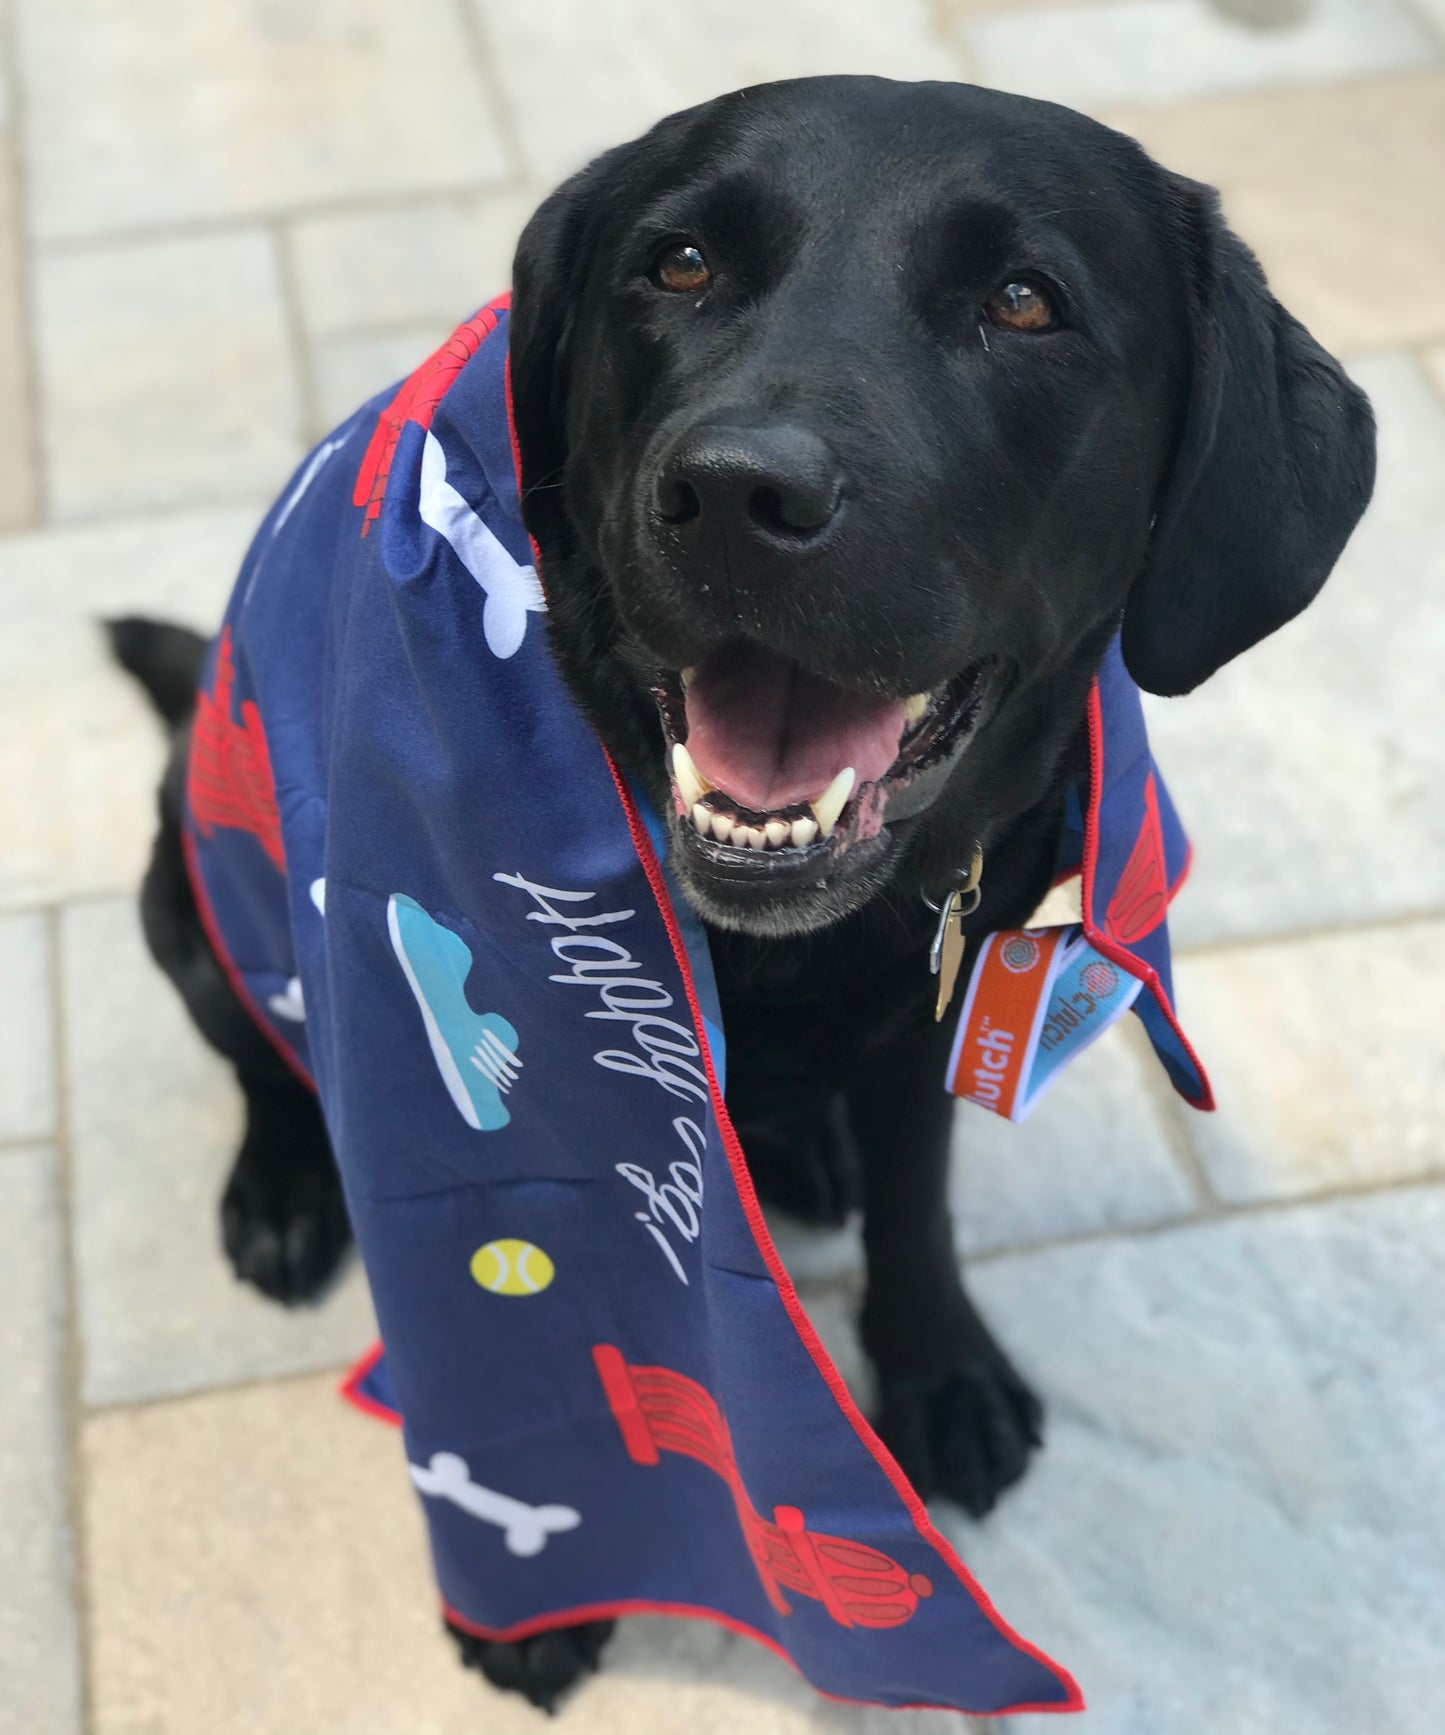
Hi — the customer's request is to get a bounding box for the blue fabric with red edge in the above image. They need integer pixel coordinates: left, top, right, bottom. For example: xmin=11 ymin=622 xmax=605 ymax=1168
xmin=1060 ymin=640 xmax=1211 ymax=1109
xmin=180 ymin=298 xmax=1201 ymax=1717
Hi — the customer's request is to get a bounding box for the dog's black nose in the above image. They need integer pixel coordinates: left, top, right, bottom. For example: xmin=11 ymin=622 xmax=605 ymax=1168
xmin=654 ymin=423 xmax=842 ymax=542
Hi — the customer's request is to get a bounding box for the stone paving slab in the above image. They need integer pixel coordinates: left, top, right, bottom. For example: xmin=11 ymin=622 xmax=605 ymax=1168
xmin=953 ymin=1017 xmax=1197 ymax=1258
xmin=17 ymin=0 xmax=510 ymax=244
xmin=288 ymin=190 xmax=538 ymax=342
xmin=308 ymin=324 xmax=454 ymax=438
xmin=0 ymin=912 xmax=55 ymax=1145
xmin=1109 ymin=72 xmax=1445 ymax=357
xmin=0 ymin=504 xmax=258 ymax=911
xmin=0 ymin=138 xmax=38 ymax=531
xmin=466 ymin=0 xmax=959 ymax=185
xmin=82 ymin=1345 xmax=979 ymax=1734
xmin=1172 ymin=920 xmax=1445 ymax=1204
xmin=760 ymin=1017 xmax=1198 ymax=1286
xmin=0 ymin=1147 xmax=82 ymax=1735
xmin=956 ymin=1185 xmax=1445 ymax=1735
xmin=962 ymin=0 xmax=1437 ymax=115
xmin=1145 ymin=353 xmax=1445 ymax=948
xmin=1407 ymin=0 xmax=1445 ymax=36
xmin=35 ymin=229 xmax=302 ymax=521
xmin=62 ymin=898 xmax=376 ymax=1409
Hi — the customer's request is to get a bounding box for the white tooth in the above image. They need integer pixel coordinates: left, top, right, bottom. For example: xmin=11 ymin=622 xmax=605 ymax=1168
xmin=790 ymin=815 xmax=819 ymax=849
xmin=681 ymin=666 xmax=697 ymax=689
xmin=671 ymin=741 xmax=705 ymax=808
xmin=810 ymin=767 xmax=856 ymax=840
xmin=745 ymin=825 xmax=767 ymax=849
xmin=764 ymin=819 xmax=790 ymax=849
xmin=711 ymin=811 xmax=734 ymax=842
xmin=692 ymin=804 xmax=711 ymax=835
xmin=904 ymin=691 xmax=931 ymax=724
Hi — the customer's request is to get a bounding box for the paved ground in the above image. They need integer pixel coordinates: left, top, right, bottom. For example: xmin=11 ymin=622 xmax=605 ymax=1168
xmin=1 ymin=2 xmax=1443 ymax=1732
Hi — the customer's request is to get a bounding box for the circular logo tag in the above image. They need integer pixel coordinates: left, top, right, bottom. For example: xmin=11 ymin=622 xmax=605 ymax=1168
xmin=1082 ymin=960 xmax=1121 ymax=998
xmin=999 ymin=934 xmax=1042 ymax=974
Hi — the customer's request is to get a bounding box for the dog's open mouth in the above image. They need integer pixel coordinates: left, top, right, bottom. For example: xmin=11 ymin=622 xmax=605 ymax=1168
xmin=652 ymin=643 xmax=989 ymax=872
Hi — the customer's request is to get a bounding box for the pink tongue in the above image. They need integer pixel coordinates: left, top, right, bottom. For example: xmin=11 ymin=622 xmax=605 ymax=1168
xmin=683 ymin=646 xmax=908 ymax=811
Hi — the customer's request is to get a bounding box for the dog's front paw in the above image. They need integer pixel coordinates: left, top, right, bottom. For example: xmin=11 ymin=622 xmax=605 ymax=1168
xmin=447 ymin=1617 xmax=615 ymax=1714
xmin=876 ymin=1358 xmax=1043 ymax=1519
xmin=220 ymin=1143 xmax=351 ymax=1306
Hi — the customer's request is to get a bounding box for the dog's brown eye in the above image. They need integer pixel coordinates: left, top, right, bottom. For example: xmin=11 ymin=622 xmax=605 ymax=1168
xmin=985 ymin=280 xmax=1057 ymax=333
xmin=652 ymin=243 xmax=711 ymax=294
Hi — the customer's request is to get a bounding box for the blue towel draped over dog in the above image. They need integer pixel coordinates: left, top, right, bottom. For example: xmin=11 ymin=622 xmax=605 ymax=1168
xmin=182 ymin=297 xmax=1207 ymax=1717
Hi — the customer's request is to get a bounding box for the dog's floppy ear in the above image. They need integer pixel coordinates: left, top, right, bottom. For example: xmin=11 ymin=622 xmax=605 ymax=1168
xmin=508 ymin=145 xmax=637 ymax=541
xmin=1121 ymin=178 xmax=1376 ymax=697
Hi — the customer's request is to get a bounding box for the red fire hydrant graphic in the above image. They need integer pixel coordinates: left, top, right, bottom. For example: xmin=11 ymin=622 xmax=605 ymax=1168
xmin=351 ymin=301 xmax=505 ymax=537
xmin=592 ymin=1344 xmax=933 ymax=1630
xmin=187 ymin=626 xmax=285 ymax=871
xmin=1104 ymin=771 xmax=1168 ymax=945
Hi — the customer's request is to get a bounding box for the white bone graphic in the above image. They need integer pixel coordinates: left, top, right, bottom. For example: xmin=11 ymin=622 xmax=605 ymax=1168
xmin=408 ymin=1451 xmax=580 ymax=1557
xmin=418 ymin=430 xmax=546 ymax=658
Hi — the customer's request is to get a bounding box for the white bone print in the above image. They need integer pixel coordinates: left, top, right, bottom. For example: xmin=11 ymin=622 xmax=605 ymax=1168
xmin=418 ymin=431 xmax=546 ymax=658
xmin=408 ymin=1451 xmax=580 ymax=1556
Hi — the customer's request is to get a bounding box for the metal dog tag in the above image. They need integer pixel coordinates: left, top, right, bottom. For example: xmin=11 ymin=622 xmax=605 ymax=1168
xmin=931 ymin=894 xmax=967 ymax=1022
xmin=929 ymin=846 xmax=984 ymax=1022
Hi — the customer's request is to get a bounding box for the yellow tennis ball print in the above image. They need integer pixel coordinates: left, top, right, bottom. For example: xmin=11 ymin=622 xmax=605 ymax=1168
xmin=470 ymin=1238 xmax=555 ymax=1296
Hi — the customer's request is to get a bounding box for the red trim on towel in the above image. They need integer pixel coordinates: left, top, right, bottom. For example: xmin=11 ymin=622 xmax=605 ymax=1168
xmin=352 ymin=291 xmax=512 ymax=535
xmin=339 ymin=1341 xmax=400 ymax=1426
xmin=366 ymin=307 xmax=1085 ymax=1719
xmin=1080 ymin=680 xmax=1213 ymax=1111
xmin=443 ymin=1592 xmax=1079 ymax=1718
xmin=601 ymin=757 xmax=1083 ymax=1715
xmin=181 ymin=822 xmax=315 ymax=1091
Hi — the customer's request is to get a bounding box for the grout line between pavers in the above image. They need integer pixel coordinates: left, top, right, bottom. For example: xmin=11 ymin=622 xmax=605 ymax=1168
xmin=966 ymin=1167 xmax=1445 ymax=1267
xmin=308 ymin=311 xmax=466 ymax=350
xmin=1341 ymin=335 xmax=1445 ymax=368
xmin=44 ymin=904 xmax=96 ymax=1735
xmin=20 ymin=488 xmax=272 ymax=538
xmin=270 ymin=219 xmax=324 ymax=450
xmin=30 ymin=175 xmax=529 ymax=256
xmin=1413 ymin=342 xmax=1445 ymax=411
xmin=1123 ymin=1019 xmax=1222 ymax=1217
xmin=0 ymin=1129 xmax=60 ymax=1154
xmin=3 ymin=0 xmax=48 ymax=529
xmin=922 ymin=0 xmax=981 ymax=81
xmin=1395 ymin=0 xmax=1445 ymax=53
xmin=1173 ymin=903 xmax=1445 ymax=959
xmin=83 ymin=1353 xmax=365 ymax=1423
xmin=1 ymin=893 xmax=137 ymax=924
xmin=450 ymin=0 xmax=532 ymax=185
xmin=1095 ymin=62 xmax=1445 ymax=122
xmin=1158 ymin=1111 xmax=1221 ymax=1216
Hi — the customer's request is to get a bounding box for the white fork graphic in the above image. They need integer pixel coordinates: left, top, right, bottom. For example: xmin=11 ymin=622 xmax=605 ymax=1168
xmin=409 ymin=1451 xmax=580 ymax=1556
xmin=470 ymin=1027 xmax=521 ymax=1093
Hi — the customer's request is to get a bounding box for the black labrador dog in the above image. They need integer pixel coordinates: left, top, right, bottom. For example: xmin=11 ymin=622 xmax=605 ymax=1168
xmin=113 ymin=76 xmax=1373 ymax=1711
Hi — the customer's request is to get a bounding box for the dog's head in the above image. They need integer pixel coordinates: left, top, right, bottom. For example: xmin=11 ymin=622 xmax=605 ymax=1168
xmin=509 ymin=77 xmax=1373 ymax=937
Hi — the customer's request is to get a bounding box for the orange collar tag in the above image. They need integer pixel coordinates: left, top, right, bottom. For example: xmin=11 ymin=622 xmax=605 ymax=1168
xmin=945 ymin=924 xmax=1142 ymax=1122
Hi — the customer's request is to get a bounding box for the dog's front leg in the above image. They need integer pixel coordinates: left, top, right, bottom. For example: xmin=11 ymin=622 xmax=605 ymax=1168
xmin=848 ymin=1023 xmax=1043 ymax=1518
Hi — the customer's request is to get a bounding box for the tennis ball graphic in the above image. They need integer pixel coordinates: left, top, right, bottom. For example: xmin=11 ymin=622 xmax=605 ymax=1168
xmin=470 ymin=1238 xmax=555 ymax=1296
